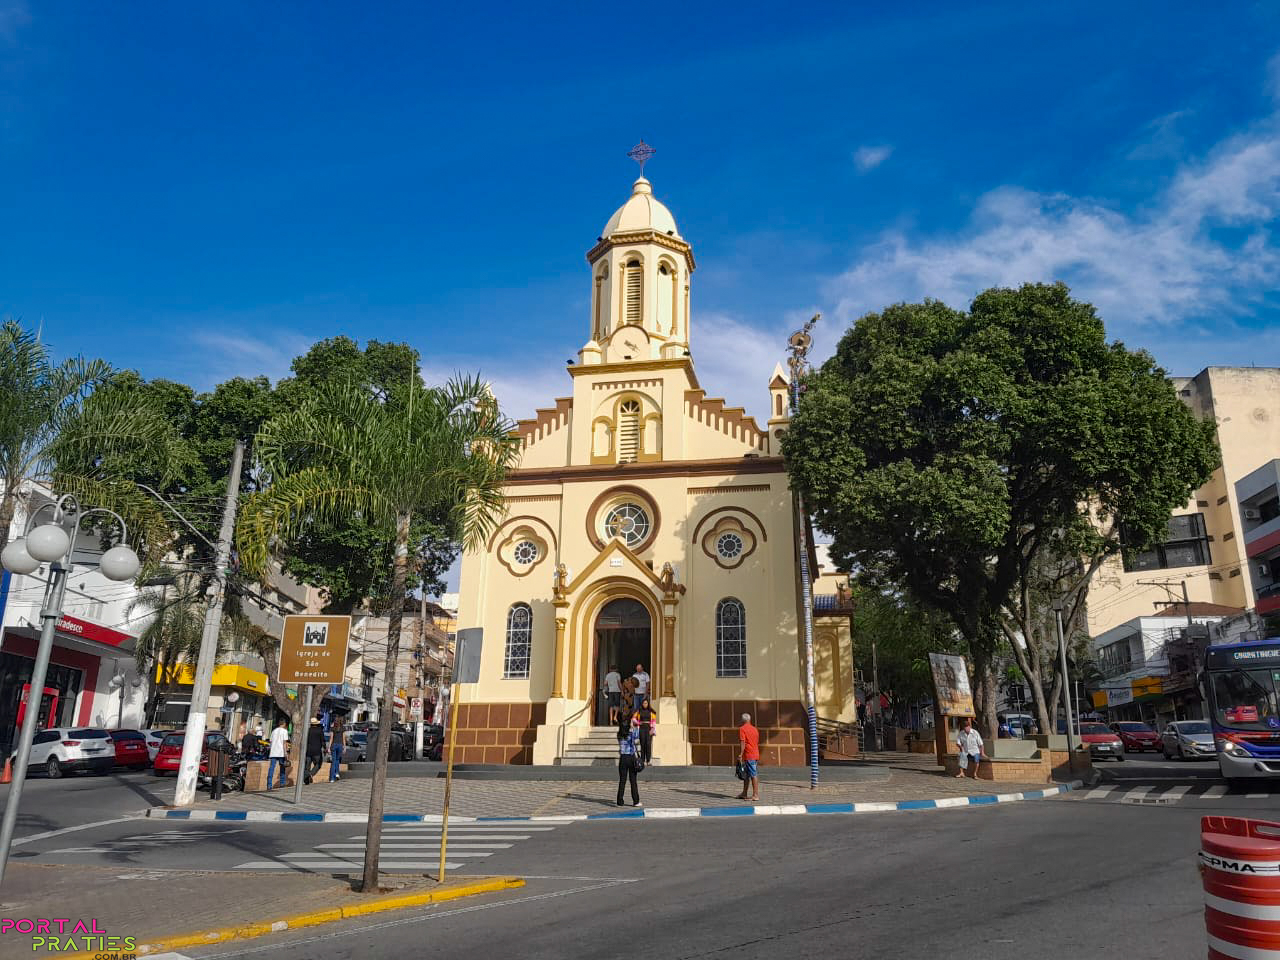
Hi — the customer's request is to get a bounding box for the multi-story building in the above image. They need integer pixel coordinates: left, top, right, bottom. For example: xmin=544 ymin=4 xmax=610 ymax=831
xmin=1088 ymin=366 xmax=1280 ymax=722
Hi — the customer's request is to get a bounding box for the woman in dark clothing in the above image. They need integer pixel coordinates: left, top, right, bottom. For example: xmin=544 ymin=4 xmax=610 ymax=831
xmin=616 ymin=709 xmax=642 ymax=807
xmin=632 ymin=698 xmax=656 ymax=764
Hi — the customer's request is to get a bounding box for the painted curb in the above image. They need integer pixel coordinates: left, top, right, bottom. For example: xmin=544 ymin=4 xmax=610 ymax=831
xmin=55 ymin=876 xmax=524 ymax=960
xmin=146 ymin=781 xmax=1080 ymax=823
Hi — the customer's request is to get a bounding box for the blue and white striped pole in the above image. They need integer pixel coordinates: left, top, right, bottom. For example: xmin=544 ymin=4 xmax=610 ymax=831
xmin=787 ymin=316 xmax=821 ymax=790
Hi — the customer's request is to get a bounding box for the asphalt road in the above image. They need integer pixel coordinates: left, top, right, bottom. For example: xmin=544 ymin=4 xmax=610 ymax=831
xmin=6 ymin=752 xmax=1279 ymax=959
xmin=122 ymin=793 xmax=1270 ymax=960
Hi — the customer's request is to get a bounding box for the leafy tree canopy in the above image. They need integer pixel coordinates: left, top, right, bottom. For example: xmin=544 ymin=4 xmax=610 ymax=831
xmin=785 ymin=283 xmax=1219 ymax=733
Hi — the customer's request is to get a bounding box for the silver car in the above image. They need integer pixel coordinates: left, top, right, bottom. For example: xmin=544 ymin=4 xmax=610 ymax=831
xmin=1162 ymin=720 xmax=1216 ymax=760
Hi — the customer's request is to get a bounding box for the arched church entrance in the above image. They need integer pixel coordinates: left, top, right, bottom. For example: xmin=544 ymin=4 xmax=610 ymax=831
xmin=593 ymin=597 xmax=651 ymax=726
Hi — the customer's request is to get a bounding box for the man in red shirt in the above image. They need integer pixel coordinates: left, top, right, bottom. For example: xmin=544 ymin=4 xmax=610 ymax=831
xmin=737 ymin=712 xmax=760 ymax=801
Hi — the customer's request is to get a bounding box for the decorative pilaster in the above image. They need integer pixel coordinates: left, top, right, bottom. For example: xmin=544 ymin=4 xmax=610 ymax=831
xmin=551 ymin=615 xmax=567 ymax=698
xmin=663 ymin=615 xmax=676 ymax=698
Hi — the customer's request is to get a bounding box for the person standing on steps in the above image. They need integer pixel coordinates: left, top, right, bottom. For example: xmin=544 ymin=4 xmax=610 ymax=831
xmin=616 ymin=709 xmax=642 ymax=807
xmin=737 ymin=712 xmax=760 ymax=802
xmin=632 ymin=663 xmax=650 ymax=713
xmin=267 ymin=717 xmax=290 ymax=790
xmin=603 ymin=663 xmax=622 ymax=725
xmin=328 ymin=715 xmax=345 ymax=782
xmin=632 ymin=697 xmax=657 ymax=765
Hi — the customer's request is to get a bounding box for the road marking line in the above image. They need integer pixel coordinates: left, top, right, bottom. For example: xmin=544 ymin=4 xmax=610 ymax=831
xmin=11 ymin=815 xmax=140 ymax=847
xmin=282 ymin=850 xmax=494 ymax=859
xmin=1082 ymin=786 xmax=1115 ymax=799
xmin=234 ymin=860 xmax=467 ymax=870
xmin=317 ymin=843 xmax=513 ymax=850
xmin=345 ymin=834 xmax=532 ymax=841
xmin=197 ymin=879 xmax=635 ymax=957
xmin=1120 ymin=787 xmax=1153 ymax=801
xmin=1162 ymin=786 xmax=1193 ymax=801
xmin=1247 ymin=794 xmax=1269 ymax=799
xmin=1203 ymin=785 xmax=1228 ymax=798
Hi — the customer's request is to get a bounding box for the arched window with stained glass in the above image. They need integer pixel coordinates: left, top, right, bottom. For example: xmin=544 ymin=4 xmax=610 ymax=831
xmin=715 ymin=598 xmax=746 ymax=678
xmin=504 ymin=603 xmax=532 ymax=679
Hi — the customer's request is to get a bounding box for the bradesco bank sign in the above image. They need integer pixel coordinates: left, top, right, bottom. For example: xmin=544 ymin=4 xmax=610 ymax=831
xmin=278 ymin=615 xmax=352 ymax=685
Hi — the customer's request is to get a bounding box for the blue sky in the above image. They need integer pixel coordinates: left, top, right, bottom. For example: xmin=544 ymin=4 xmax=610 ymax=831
xmin=3 ymin=2 xmax=1280 ymax=425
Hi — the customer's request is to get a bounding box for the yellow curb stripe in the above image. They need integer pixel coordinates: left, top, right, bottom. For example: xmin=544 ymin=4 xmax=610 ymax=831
xmin=55 ymin=876 xmax=523 ymax=960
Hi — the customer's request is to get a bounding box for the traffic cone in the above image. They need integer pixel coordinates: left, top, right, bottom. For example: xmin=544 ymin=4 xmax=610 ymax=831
xmin=1 ymin=756 xmax=12 ymax=784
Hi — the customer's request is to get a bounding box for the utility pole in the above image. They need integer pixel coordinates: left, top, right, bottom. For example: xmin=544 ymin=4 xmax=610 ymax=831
xmin=174 ymin=440 xmax=244 ymax=807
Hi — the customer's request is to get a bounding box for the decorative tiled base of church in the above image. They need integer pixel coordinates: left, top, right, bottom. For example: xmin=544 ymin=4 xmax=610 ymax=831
xmin=686 ymin=699 xmax=808 ymax=766
xmin=453 ymin=702 xmax=547 ymax=764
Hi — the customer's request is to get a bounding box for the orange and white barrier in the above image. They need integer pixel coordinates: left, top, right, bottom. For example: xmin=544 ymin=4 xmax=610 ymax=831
xmin=1201 ymin=815 xmax=1280 ymax=958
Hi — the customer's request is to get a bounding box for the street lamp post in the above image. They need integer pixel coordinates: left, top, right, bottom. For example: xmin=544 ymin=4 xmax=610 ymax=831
xmin=1053 ymin=599 xmax=1077 ymax=772
xmin=0 ymin=494 xmax=141 ymax=884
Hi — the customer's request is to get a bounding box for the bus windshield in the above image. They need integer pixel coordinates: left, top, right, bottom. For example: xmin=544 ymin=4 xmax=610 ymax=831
xmin=1210 ymin=666 xmax=1280 ymax=731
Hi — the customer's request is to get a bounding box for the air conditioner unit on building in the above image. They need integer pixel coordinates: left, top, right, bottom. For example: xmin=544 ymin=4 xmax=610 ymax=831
xmin=1244 ymin=508 xmax=1262 ymax=521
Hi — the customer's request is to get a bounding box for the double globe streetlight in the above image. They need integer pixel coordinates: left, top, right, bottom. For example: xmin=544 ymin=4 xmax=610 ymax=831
xmin=0 ymin=494 xmax=141 ymax=884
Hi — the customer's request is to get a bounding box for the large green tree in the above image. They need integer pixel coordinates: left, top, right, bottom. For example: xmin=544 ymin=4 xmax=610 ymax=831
xmin=273 ymin=336 xmax=459 ymax=610
xmin=236 ymin=374 xmax=518 ymax=891
xmin=784 ymin=283 xmax=1219 ymax=737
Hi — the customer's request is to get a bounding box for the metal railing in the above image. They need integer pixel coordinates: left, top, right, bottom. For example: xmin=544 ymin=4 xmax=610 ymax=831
xmin=556 ymin=692 xmax=596 ymax=763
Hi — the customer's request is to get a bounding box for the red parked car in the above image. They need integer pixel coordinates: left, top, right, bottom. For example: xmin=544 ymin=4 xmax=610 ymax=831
xmin=109 ymin=729 xmax=151 ymax=770
xmin=1110 ymin=721 xmax=1161 ymax=753
xmin=1078 ymin=722 xmax=1125 ymax=761
xmin=152 ymin=730 xmax=232 ymax=776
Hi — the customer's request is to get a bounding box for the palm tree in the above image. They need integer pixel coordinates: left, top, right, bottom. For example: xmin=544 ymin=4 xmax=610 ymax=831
xmin=0 ymin=318 xmax=176 ymax=544
xmin=236 ymin=375 xmax=518 ymax=891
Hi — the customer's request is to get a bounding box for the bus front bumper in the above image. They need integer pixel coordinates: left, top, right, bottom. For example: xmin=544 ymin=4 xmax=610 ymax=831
xmin=1218 ymin=750 xmax=1280 ymax=778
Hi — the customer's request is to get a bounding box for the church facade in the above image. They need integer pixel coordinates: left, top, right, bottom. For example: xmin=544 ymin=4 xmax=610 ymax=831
xmin=453 ymin=173 xmax=854 ymax=766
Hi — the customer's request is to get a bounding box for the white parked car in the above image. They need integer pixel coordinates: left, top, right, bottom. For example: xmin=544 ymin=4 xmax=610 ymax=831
xmin=21 ymin=728 xmax=115 ymax=778
xmin=140 ymin=729 xmax=170 ymax=762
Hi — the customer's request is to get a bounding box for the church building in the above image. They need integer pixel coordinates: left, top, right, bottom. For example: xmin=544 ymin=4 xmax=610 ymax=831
xmin=453 ymin=168 xmax=855 ymax=766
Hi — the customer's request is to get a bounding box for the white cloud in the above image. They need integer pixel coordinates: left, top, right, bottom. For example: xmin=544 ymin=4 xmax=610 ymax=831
xmin=827 ymin=86 xmax=1280 ymax=372
xmin=187 ymin=328 xmax=312 ymax=387
xmin=853 ymin=145 xmax=893 ymax=173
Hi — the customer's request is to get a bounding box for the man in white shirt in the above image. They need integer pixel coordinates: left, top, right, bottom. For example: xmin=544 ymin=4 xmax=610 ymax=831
xmin=632 ymin=664 xmax=650 ymax=713
xmin=603 ymin=664 xmax=622 ymax=724
xmin=268 ymin=719 xmax=291 ymax=789
xmin=954 ymin=716 xmax=984 ymax=779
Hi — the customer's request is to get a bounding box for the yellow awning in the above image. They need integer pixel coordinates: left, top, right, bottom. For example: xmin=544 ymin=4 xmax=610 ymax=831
xmin=156 ymin=663 xmax=270 ymax=694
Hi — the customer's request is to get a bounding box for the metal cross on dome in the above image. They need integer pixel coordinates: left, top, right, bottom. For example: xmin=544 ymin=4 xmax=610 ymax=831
xmin=627 ymin=140 xmax=656 ymax=175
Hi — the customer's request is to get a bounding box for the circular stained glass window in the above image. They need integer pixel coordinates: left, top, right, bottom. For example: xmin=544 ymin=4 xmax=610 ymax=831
xmin=604 ymin=503 xmax=650 ymax=548
xmin=513 ymin=540 xmax=539 ymax=565
xmin=716 ymin=532 xmax=744 ymax=560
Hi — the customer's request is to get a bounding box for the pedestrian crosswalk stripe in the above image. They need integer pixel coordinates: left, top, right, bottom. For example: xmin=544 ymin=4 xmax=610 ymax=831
xmin=233 ymin=821 xmax=565 ymax=872
xmin=1075 ymin=782 xmax=1277 ymax=805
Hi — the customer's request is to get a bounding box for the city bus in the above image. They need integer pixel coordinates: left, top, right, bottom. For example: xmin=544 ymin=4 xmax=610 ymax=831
xmin=1203 ymin=638 xmax=1280 ymax=783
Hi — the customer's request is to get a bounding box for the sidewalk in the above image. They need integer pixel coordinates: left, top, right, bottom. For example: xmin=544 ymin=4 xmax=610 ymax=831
xmin=1 ymin=862 xmax=516 ymax=953
xmin=150 ymin=755 xmax=1065 ymax=819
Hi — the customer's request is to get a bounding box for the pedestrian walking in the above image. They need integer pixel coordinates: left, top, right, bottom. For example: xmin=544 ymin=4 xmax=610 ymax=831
xmin=305 ymin=716 xmax=325 ymax=784
xmin=603 ymin=663 xmax=622 ymax=725
xmin=631 ymin=663 xmax=650 ymax=712
xmin=267 ymin=718 xmax=290 ymax=789
xmin=632 ymin=697 xmax=656 ymax=764
xmin=954 ymin=716 xmax=984 ymax=778
xmin=737 ymin=712 xmax=760 ymax=802
xmin=616 ymin=710 xmax=642 ymax=807
xmin=328 ymin=715 xmax=345 ymax=782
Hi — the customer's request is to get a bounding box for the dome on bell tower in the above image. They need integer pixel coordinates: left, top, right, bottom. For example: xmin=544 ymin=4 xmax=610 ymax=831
xmin=601 ymin=178 xmax=682 ymax=239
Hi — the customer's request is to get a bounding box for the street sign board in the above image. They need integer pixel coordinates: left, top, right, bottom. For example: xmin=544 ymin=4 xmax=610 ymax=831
xmin=278 ymin=615 xmax=351 ymax=685
xmin=409 ymin=697 xmax=423 ymax=721
xmin=928 ymin=653 xmax=975 ymax=717
xmin=455 ymin=628 xmax=483 ymax=684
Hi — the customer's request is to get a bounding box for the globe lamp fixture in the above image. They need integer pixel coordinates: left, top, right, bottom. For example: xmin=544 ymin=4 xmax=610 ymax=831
xmin=25 ymin=524 xmax=71 ymax=564
xmin=0 ymin=539 xmax=40 ymax=575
